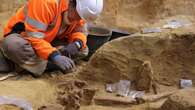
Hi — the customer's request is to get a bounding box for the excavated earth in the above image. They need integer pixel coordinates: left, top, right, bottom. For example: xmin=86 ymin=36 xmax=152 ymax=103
xmin=1 ymin=0 xmax=195 ymax=110
xmin=79 ymin=29 xmax=195 ymax=86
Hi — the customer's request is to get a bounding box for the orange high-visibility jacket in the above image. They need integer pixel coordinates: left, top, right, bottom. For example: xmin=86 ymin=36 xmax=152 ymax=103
xmin=3 ymin=0 xmax=87 ymax=60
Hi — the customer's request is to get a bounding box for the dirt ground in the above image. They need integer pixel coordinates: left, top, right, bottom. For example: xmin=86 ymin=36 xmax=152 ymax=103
xmin=95 ymin=0 xmax=195 ymax=32
xmin=0 ymin=79 xmax=57 ymax=109
xmin=1 ymin=0 xmax=195 ymax=110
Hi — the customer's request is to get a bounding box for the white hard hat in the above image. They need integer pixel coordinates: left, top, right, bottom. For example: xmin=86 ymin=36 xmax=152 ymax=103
xmin=76 ymin=0 xmax=103 ymax=22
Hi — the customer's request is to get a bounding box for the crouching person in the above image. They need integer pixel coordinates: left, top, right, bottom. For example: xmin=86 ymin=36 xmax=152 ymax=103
xmin=0 ymin=0 xmax=103 ymax=76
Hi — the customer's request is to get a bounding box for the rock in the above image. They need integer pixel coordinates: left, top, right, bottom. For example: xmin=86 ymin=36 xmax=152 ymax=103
xmin=160 ymin=89 xmax=195 ymax=110
xmin=64 ymin=92 xmax=81 ymax=110
xmin=135 ymin=61 xmax=158 ymax=93
xmin=57 ymin=80 xmax=83 ymax=110
xmin=57 ymin=80 xmax=96 ymax=110
xmin=81 ymin=88 xmax=96 ymax=105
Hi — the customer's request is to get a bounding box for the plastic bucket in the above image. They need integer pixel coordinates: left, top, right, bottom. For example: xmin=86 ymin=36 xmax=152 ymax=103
xmin=109 ymin=29 xmax=130 ymax=41
xmin=86 ymin=26 xmax=112 ymax=59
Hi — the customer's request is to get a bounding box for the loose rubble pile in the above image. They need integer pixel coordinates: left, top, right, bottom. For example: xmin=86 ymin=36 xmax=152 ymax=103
xmin=56 ymin=80 xmax=96 ymax=110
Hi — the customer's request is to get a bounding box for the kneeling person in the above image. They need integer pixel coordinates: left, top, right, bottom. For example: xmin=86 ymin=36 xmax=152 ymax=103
xmin=0 ymin=0 xmax=103 ymax=76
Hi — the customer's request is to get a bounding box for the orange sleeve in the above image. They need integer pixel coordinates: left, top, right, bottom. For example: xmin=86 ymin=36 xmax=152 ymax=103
xmin=3 ymin=7 xmax=25 ymax=36
xmin=4 ymin=0 xmax=58 ymax=60
xmin=23 ymin=0 xmax=58 ymax=60
xmin=26 ymin=0 xmax=57 ymax=28
xmin=68 ymin=32 xmax=87 ymax=48
xmin=68 ymin=20 xmax=87 ymax=49
xmin=24 ymin=36 xmax=57 ymax=60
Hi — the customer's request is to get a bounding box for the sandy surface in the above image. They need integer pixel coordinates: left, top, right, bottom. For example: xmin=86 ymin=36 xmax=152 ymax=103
xmin=0 ymin=79 xmax=57 ymax=109
xmin=0 ymin=0 xmax=195 ymax=110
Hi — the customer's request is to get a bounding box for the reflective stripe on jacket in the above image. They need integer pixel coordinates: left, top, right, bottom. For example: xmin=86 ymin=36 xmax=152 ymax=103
xmin=4 ymin=0 xmax=87 ymax=60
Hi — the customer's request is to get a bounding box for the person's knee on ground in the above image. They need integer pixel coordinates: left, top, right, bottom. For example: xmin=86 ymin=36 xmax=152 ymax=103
xmin=2 ymin=34 xmax=36 ymax=64
xmin=1 ymin=34 xmax=47 ymax=76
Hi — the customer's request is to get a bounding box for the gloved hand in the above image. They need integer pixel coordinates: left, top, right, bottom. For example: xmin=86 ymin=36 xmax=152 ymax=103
xmin=60 ymin=41 xmax=82 ymax=57
xmin=50 ymin=53 xmax=75 ymax=71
